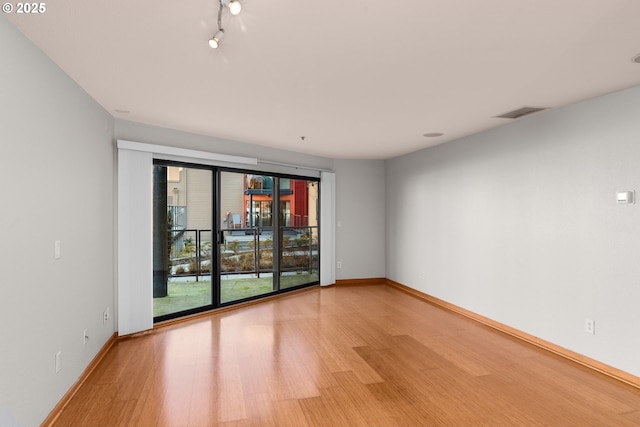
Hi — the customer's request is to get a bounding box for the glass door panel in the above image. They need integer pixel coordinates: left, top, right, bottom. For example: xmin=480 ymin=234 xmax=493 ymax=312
xmin=153 ymin=164 xmax=213 ymax=319
xmin=279 ymin=179 xmax=319 ymax=289
xmin=219 ymin=171 xmax=275 ymax=304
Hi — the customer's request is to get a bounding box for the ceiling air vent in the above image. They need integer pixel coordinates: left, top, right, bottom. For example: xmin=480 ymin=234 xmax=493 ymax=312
xmin=495 ymin=106 xmax=547 ymax=119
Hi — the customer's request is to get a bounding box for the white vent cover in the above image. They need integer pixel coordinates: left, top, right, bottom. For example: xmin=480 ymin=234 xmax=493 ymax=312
xmin=495 ymin=106 xmax=548 ymax=119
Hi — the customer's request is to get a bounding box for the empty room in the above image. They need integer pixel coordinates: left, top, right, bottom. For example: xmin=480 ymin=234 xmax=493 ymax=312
xmin=2 ymin=1 xmax=640 ymax=426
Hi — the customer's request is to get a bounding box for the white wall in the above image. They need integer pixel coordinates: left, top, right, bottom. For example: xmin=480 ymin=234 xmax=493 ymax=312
xmin=335 ymin=159 xmax=386 ymax=279
xmin=0 ymin=16 xmax=115 ymax=427
xmin=386 ymin=85 xmax=640 ymax=377
xmin=115 ymin=119 xmax=335 ymax=173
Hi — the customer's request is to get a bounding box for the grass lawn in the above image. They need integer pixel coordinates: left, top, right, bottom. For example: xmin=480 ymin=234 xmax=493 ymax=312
xmin=153 ymin=273 xmax=319 ymax=317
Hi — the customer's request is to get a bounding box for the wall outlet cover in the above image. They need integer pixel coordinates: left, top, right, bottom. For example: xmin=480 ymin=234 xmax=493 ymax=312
xmin=585 ymin=318 xmax=595 ymax=335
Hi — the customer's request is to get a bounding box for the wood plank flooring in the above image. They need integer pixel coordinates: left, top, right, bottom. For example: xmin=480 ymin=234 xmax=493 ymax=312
xmin=52 ymin=284 xmax=640 ymax=426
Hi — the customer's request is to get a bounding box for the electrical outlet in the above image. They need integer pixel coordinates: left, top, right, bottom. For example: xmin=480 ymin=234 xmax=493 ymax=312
xmin=585 ymin=318 xmax=595 ymax=335
xmin=83 ymin=329 xmax=89 ymax=344
xmin=55 ymin=351 xmax=62 ymax=373
xmin=103 ymin=310 xmax=108 ymax=324
xmin=337 ymin=261 xmax=342 ymax=269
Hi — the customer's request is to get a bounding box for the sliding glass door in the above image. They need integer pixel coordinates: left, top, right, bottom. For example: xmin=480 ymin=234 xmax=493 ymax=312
xmin=219 ymin=171 xmax=276 ymax=303
xmin=279 ymin=178 xmax=319 ymax=289
xmin=153 ymin=163 xmax=213 ymax=319
xmin=153 ymin=162 xmax=319 ymax=321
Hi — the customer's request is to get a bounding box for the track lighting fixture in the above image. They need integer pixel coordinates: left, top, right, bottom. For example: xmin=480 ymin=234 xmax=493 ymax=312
xmin=209 ymin=0 xmax=241 ymax=49
xmin=222 ymin=0 xmax=242 ymax=16
xmin=209 ymin=29 xmax=224 ymax=49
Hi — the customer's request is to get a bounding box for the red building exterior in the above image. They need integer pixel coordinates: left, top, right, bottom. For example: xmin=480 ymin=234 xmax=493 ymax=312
xmin=243 ymin=176 xmax=310 ymax=228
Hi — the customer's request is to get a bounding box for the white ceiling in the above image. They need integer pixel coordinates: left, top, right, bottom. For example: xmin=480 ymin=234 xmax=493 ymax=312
xmin=6 ymin=0 xmax=640 ymax=159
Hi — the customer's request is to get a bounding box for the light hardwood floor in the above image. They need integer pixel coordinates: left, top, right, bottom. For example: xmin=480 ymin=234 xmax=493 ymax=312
xmin=52 ymin=284 xmax=640 ymax=426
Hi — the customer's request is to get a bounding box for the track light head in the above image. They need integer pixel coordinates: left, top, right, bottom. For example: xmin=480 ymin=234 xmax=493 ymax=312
xmin=209 ymin=0 xmax=239 ymax=49
xmin=209 ymin=29 xmax=224 ymax=48
xmin=222 ymin=0 xmax=241 ymax=15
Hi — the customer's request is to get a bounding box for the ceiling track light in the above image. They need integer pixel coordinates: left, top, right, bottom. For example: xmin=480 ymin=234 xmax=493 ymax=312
xmin=209 ymin=0 xmax=240 ymax=49
xmin=209 ymin=29 xmax=224 ymax=49
xmin=222 ymin=0 xmax=242 ymax=16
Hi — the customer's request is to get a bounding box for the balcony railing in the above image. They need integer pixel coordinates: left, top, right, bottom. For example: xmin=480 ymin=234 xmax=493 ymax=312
xmin=168 ymin=205 xmax=187 ymax=230
xmin=168 ymin=226 xmax=318 ymax=280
